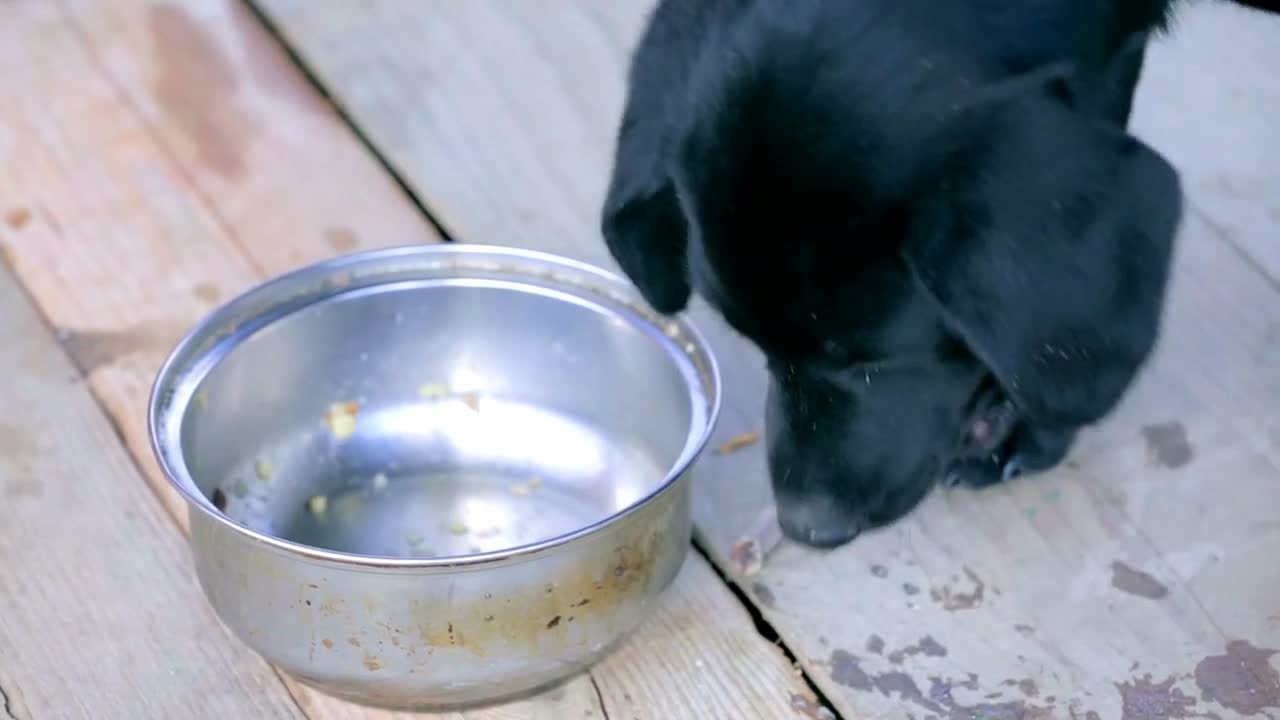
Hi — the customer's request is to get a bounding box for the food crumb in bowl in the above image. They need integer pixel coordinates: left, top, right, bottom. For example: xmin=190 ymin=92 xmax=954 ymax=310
xmin=308 ymin=495 xmax=329 ymax=516
xmin=325 ymin=401 xmax=360 ymax=440
xmin=509 ymin=482 xmax=531 ymax=497
xmin=372 ymin=472 xmax=389 ymax=491
xmin=528 ymin=476 xmax=544 ymax=489
xmin=448 ymin=520 xmax=469 ymax=535
xmin=255 ymin=457 xmax=274 ymax=482
xmin=419 ymin=382 xmax=450 ymax=399
xmin=194 ymin=390 xmax=208 ymax=409
xmin=333 ymin=494 xmax=362 ymax=524
xmin=718 ymin=431 xmax=761 ymax=455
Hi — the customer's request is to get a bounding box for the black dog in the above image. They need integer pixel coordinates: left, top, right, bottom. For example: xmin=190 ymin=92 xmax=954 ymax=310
xmin=598 ymin=0 xmax=1261 ymax=548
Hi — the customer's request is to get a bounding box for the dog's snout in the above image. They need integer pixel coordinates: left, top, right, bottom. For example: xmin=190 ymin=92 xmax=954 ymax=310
xmin=776 ymin=500 xmax=863 ymax=549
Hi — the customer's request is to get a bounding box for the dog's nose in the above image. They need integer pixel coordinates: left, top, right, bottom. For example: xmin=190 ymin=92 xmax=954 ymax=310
xmin=776 ymin=503 xmax=863 ymax=549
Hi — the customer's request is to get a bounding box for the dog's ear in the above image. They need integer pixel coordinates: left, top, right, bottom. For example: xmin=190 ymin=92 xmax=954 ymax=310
xmin=601 ymin=110 xmax=692 ymax=314
xmin=601 ymin=179 xmax=691 ymax=315
xmin=904 ymin=68 xmax=1183 ymax=429
xmin=599 ymin=5 xmax=697 ymax=315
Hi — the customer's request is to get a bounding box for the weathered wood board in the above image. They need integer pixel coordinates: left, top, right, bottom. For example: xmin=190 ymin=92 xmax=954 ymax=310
xmin=0 ymin=261 xmax=306 ymax=719
xmin=254 ymin=0 xmax=1280 ymax=718
xmin=0 ymin=0 xmax=816 ymax=717
xmin=0 ymin=0 xmax=441 ymax=525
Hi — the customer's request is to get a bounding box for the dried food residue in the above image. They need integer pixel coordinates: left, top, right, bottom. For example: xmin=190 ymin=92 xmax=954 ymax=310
xmin=254 ymin=457 xmax=274 ymax=482
xmin=718 ymin=431 xmax=760 ymax=455
xmin=418 ymin=382 xmax=450 ymax=399
xmin=307 ymin=495 xmax=328 ymax=516
xmin=325 ymin=401 xmax=360 ymax=440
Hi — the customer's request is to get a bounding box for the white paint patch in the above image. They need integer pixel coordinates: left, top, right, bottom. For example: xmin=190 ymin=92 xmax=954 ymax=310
xmin=1070 ymin=558 xmax=1113 ymax=601
xmin=1153 ymin=543 xmax=1225 ymax=585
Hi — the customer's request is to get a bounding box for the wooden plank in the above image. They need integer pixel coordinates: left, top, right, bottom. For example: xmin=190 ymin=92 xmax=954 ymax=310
xmin=0 ymin=262 xmax=306 ymax=719
xmin=0 ymin=2 xmax=817 ymax=718
xmin=254 ymin=1 xmax=1280 ymax=718
xmin=1135 ymin=1 xmax=1280 ymax=280
xmin=0 ymin=0 xmax=441 ymax=525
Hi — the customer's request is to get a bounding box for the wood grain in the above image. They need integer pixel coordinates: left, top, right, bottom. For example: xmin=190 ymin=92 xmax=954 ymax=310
xmin=0 ymin=0 xmax=441 ymax=526
xmin=0 ymin=1 xmax=817 ymax=717
xmin=255 ymin=0 xmax=1280 ymax=718
xmin=0 ymin=261 xmax=305 ymax=720
xmin=1135 ymin=1 xmax=1280 ymax=280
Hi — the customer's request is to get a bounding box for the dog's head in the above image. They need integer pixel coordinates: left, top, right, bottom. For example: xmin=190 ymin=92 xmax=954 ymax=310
xmin=602 ymin=10 xmax=1182 ymax=547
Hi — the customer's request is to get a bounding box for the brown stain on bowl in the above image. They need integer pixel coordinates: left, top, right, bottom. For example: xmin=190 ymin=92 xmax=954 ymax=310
xmin=408 ymin=526 xmax=669 ymax=656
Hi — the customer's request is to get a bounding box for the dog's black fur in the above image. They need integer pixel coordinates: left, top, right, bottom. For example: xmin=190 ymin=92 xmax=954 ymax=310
xmin=600 ymin=0 xmax=1272 ymax=548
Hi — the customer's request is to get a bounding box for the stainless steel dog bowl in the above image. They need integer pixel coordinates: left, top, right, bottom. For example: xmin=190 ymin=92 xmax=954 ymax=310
xmin=147 ymin=244 xmax=721 ymax=710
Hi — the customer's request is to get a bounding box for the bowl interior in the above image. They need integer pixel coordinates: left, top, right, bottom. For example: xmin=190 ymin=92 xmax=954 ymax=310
xmin=179 ymin=277 xmax=709 ymax=560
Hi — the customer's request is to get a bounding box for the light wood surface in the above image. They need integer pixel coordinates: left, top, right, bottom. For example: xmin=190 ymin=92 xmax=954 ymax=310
xmin=0 ymin=262 xmax=305 ymax=719
xmin=0 ymin=0 xmax=441 ymax=525
xmin=0 ymin=0 xmax=816 ymax=717
xmin=255 ymin=0 xmax=1280 ymax=718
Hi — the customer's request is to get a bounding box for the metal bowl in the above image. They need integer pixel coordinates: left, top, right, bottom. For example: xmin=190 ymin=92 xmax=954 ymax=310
xmin=147 ymin=244 xmax=721 ymax=711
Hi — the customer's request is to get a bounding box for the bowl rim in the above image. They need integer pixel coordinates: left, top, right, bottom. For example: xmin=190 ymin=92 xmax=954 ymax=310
xmin=147 ymin=243 xmax=722 ymax=570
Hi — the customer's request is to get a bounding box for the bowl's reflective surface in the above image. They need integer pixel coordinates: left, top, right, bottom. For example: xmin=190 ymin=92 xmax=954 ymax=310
xmin=186 ymin=278 xmax=704 ymax=560
xmin=149 ymin=245 xmax=720 ymax=710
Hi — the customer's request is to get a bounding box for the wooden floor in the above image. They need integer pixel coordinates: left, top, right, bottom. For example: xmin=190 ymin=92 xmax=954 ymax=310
xmin=0 ymin=1 xmax=1277 ymax=718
